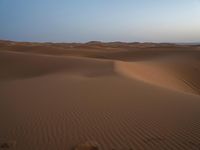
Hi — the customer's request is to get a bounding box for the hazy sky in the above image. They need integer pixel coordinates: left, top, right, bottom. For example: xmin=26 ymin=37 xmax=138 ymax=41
xmin=0 ymin=0 xmax=200 ymax=42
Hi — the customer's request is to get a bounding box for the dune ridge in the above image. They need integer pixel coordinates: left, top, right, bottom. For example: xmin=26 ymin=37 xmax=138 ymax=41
xmin=114 ymin=56 xmax=200 ymax=95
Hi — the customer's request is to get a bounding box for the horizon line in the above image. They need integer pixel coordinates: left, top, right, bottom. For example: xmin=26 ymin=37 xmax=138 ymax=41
xmin=1 ymin=39 xmax=200 ymax=45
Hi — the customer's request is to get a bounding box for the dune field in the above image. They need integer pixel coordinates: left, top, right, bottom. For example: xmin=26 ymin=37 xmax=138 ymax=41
xmin=0 ymin=40 xmax=200 ymax=150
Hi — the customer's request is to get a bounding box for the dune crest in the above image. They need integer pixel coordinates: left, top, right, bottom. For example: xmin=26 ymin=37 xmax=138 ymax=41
xmin=115 ymin=60 xmax=199 ymax=95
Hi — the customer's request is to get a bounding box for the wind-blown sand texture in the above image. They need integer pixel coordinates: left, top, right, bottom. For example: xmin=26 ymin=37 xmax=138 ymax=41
xmin=0 ymin=40 xmax=200 ymax=150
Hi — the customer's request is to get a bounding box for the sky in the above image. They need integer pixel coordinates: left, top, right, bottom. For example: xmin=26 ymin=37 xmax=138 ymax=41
xmin=0 ymin=0 xmax=200 ymax=43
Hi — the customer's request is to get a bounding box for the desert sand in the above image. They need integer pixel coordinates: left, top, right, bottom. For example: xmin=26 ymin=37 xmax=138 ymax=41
xmin=0 ymin=40 xmax=200 ymax=150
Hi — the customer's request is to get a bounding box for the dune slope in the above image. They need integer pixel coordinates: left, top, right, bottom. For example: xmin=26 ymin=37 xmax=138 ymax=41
xmin=115 ymin=52 xmax=200 ymax=95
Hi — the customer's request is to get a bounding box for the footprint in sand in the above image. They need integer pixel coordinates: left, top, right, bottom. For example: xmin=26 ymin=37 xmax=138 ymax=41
xmin=0 ymin=140 xmax=16 ymax=150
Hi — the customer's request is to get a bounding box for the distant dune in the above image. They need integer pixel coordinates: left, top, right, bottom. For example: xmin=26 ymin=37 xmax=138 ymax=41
xmin=0 ymin=40 xmax=200 ymax=150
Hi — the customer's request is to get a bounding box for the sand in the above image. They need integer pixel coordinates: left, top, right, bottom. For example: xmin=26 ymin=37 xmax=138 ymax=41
xmin=0 ymin=41 xmax=200 ymax=150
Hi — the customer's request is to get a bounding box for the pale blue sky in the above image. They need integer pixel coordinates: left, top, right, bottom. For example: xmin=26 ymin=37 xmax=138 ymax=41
xmin=0 ymin=0 xmax=200 ymax=42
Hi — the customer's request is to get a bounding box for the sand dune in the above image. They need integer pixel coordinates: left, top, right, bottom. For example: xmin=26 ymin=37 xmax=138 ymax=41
xmin=0 ymin=41 xmax=200 ymax=150
xmin=115 ymin=53 xmax=200 ymax=95
xmin=0 ymin=51 xmax=114 ymax=80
